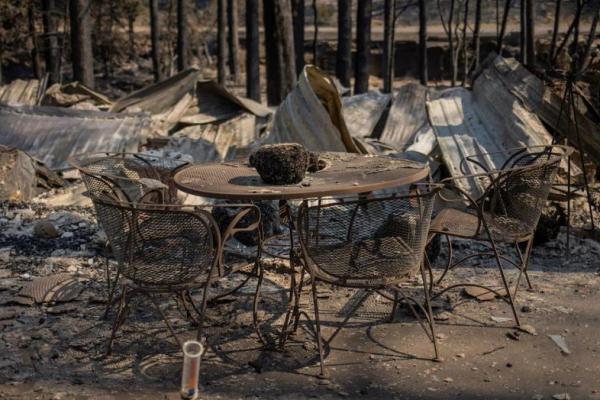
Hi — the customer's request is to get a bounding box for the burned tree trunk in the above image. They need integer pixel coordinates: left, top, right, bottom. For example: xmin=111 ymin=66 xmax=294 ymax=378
xmin=525 ymin=0 xmax=535 ymax=68
xmin=292 ymin=0 xmax=305 ymax=74
xmin=419 ymin=0 xmax=428 ymax=85
xmin=246 ymin=0 xmax=260 ymax=101
xmin=29 ymin=3 xmax=43 ymax=79
xmin=448 ymin=0 xmax=456 ymax=86
xmin=218 ymin=0 xmax=227 ymax=85
xmin=520 ymin=0 xmax=527 ymax=64
xmin=497 ymin=0 xmax=512 ymax=54
xmin=42 ymin=0 xmax=61 ymax=84
xmin=336 ymin=0 xmax=352 ymax=88
xmin=149 ymin=0 xmax=163 ymax=82
xmin=176 ymin=0 xmax=189 ymax=71
xmin=549 ymin=0 xmax=561 ymax=64
xmin=354 ymin=0 xmax=372 ymax=94
xmin=312 ymin=0 xmax=319 ymax=65
xmin=579 ymin=0 xmax=600 ymax=73
xmin=274 ymin=0 xmax=297 ymax=96
xmin=383 ymin=0 xmax=394 ymax=93
xmin=69 ymin=0 xmax=94 ymax=88
xmin=263 ymin=0 xmax=280 ymax=105
xmin=472 ymin=0 xmax=482 ymax=71
xmin=461 ymin=0 xmax=470 ymax=86
xmin=227 ymin=0 xmax=241 ymax=83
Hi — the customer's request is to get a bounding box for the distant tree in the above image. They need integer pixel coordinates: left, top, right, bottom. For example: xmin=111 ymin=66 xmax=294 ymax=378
xmin=227 ymin=0 xmax=240 ymax=83
xmin=246 ymin=0 xmax=260 ymax=100
xmin=264 ymin=0 xmax=297 ymax=105
xmin=383 ymin=0 xmax=394 ymax=93
xmin=525 ymin=0 xmax=535 ymax=67
xmin=42 ymin=0 xmax=61 ymax=84
xmin=28 ymin=2 xmax=43 ymax=79
xmin=312 ymin=0 xmax=318 ymax=65
xmin=292 ymin=0 xmax=305 ymax=74
xmin=336 ymin=0 xmax=352 ymax=88
xmin=439 ymin=0 xmax=457 ymax=85
xmin=461 ymin=0 xmax=470 ymax=86
xmin=218 ymin=0 xmax=227 ymax=85
xmin=419 ymin=0 xmax=427 ymax=85
xmin=176 ymin=0 xmax=189 ymax=70
xmin=549 ymin=0 xmax=562 ymax=65
xmin=520 ymin=0 xmax=526 ymax=63
xmin=70 ymin=0 xmax=94 ymax=88
xmin=123 ymin=0 xmax=141 ymax=61
xmin=472 ymin=0 xmax=482 ymax=71
xmin=497 ymin=0 xmax=512 ymax=54
xmin=149 ymin=0 xmax=163 ymax=82
xmin=354 ymin=0 xmax=372 ymax=94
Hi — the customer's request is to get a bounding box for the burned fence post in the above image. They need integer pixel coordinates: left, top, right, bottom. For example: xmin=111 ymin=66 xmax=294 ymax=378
xmin=383 ymin=0 xmax=394 ymax=93
xmin=69 ymin=0 xmax=94 ymax=88
xmin=312 ymin=0 xmax=319 ymax=65
xmin=336 ymin=0 xmax=352 ymax=88
xmin=354 ymin=0 xmax=372 ymax=94
xmin=246 ymin=0 xmax=260 ymax=101
xmin=525 ymin=0 xmax=535 ymax=68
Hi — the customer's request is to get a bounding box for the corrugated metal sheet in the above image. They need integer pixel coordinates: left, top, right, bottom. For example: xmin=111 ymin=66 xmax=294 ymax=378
xmin=341 ymin=90 xmax=391 ymax=138
xmin=0 ymin=105 xmax=149 ymax=170
xmin=427 ymin=82 xmax=553 ymax=195
xmin=267 ymin=65 xmax=362 ymax=153
xmin=0 ymin=78 xmax=47 ymax=106
xmin=110 ymin=68 xmax=201 ymax=114
xmin=476 ymin=55 xmax=600 ymax=163
xmin=378 ymin=83 xmax=438 ymax=155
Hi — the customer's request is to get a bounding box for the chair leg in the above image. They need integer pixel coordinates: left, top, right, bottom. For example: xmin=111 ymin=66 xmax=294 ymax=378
xmin=253 ymin=264 xmax=271 ymax=347
xmin=291 ymin=264 xmax=308 ymax=333
xmin=106 ymin=285 xmax=130 ymax=356
xmin=195 ymin=282 xmax=211 ymax=343
xmin=389 ymin=290 xmax=399 ymax=323
xmin=514 ymin=238 xmax=534 ymax=298
xmin=489 ymin=238 xmax=521 ymax=327
xmin=310 ymin=279 xmax=327 ymax=379
xmin=143 ymin=291 xmax=183 ymax=348
xmin=103 ymin=261 xmax=120 ymax=320
xmin=420 ymin=263 xmax=440 ymax=361
xmin=434 ymin=235 xmax=453 ymax=286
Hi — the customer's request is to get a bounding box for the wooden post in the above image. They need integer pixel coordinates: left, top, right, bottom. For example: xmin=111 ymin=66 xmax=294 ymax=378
xmin=354 ymin=0 xmax=372 ymax=94
xmin=383 ymin=0 xmax=394 ymax=93
xmin=264 ymin=0 xmax=281 ymax=105
xmin=69 ymin=0 xmax=94 ymax=88
xmin=448 ymin=0 xmax=456 ymax=86
xmin=336 ymin=0 xmax=352 ymax=88
xmin=218 ymin=0 xmax=227 ymax=85
xmin=227 ymin=0 xmax=241 ymax=83
xmin=292 ymin=0 xmax=305 ymax=74
xmin=149 ymin=0 xmax=163 ymax=82
xmin=419 ymin=0 xmax=428 ymax=86
xmin=312 ymin=0 xmax=319 ymax=65
xmin=176 ymin=0 xmax=189 ymax=71
xmin=246 ymin=0 xmax=260 ymax=101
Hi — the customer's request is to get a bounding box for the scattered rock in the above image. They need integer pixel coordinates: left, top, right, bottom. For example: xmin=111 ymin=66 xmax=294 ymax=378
xmin=506 ymin=331 xmax=521 ymax=341
xmin=521 ymin=305 xmax=533 ymax=313
xmin=33 ymin=220 xmax=60 ymax=239
xmin=443 ymin=377 xmax=454 ymax=383
xmin=552 ymin=394 xmax=571 ymax=400
xmin=491 ymin=316 xmax=512 ymax=323
xmin=463 ymin=286 xmax=506 ymax=301
xmin=532 ymin=395 xmax=544 ymax=400
xmin=518 ymin=324 xmax=538 ymax=336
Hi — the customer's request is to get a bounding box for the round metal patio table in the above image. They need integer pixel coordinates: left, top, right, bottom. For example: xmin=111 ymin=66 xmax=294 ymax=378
xmin=173 ymin=152 xmax=429 ymax=347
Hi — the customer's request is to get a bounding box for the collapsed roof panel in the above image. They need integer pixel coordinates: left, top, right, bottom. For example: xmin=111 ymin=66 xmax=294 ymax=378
xmin=0 ymin=105 xmax=149 ymax=171
xmin=267 ymin=65 xmax=363 ymax=153
xmin=0 ymin=78 xmax=47 ymax=106
xmin=427 ymin=83 xmax=553 ymax=196
xmin=341 ymin=90 xmax=391 ymax=138
xmin=379 ymin=83 xmax=438 ymax=155
xmin=476 ymin=55 xmax=600 ymax=163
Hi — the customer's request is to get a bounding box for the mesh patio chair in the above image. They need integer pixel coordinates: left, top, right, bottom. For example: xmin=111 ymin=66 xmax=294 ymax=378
xmin=69 ymin=152 xmax=189 ymax=204
xmin=428 ymin=145 xmax=573 ymax=326
xmin=90 ymin=194 xmax=262 ymax=355
xmin=289 ymin=184 xmax=440 ymax=377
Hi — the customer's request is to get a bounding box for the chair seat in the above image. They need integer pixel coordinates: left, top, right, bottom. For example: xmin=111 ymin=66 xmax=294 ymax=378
xmin=306 ymin=237 xmax=419 ymax=285
xmin=430 ymin=208 xmax=532 ymax=243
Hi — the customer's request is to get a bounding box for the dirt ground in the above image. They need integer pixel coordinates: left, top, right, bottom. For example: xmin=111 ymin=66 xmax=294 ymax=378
xmin=1 ymin=198 xmax=600 ymax=400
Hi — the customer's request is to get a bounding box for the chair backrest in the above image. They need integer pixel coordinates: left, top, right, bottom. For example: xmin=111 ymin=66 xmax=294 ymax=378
xmin=297 ymin=185 xmax=438 ymax=286
xmin=69 ymin=152 xmax=187 ymax=203
xmin=485 ymin=147 xmax=565 ymax=234
xmin=93 ymin=196 xmax=220 ymax=287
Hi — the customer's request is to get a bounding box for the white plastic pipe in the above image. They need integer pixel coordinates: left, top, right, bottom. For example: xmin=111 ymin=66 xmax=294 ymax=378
xmin=180 ymin=340 xmax=204 ymax=400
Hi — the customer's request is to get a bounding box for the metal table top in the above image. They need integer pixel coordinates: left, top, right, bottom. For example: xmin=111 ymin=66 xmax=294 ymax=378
xmin=174 ymin=152 xmax=429 ymax=200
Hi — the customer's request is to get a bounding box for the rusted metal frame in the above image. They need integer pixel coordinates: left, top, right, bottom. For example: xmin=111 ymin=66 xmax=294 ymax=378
xmin=512 ymin=238 xmax=534 ymax=298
